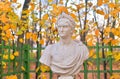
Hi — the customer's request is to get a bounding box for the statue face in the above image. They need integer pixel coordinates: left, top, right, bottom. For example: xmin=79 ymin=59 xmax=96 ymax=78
xmin=57 ymin=25 xmax=72 ymax=38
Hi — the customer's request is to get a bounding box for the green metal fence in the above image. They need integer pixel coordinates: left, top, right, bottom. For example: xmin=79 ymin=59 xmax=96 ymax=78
xmin=0 ymin=41 xmax=120 ymax=79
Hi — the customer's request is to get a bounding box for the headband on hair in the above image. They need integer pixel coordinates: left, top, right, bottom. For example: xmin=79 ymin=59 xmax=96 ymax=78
xmin=55 ymin=12 xmax=76 ymax=29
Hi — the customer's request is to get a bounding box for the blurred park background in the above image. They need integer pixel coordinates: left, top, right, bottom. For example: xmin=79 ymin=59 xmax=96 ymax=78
xmin=0 ymin=0 xmax=120 ymax=79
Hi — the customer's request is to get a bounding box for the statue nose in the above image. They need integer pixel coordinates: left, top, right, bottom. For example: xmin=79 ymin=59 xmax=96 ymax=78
xmin=60 ymin=27 xmax=63 ymax=31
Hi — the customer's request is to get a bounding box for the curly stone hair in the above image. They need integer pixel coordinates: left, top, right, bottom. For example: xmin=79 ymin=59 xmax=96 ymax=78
xmin=55 ymin=12 xmax=76 ymax=30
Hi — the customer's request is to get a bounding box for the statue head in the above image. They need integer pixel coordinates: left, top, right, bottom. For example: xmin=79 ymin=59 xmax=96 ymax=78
xmin=55 ymin=12 xmax=76 ymax=30
xmin=55 ymin=12 xmax=76 ymax=38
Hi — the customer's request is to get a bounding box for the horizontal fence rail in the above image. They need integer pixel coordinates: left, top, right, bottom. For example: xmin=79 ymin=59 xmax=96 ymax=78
xmin=0 ymin=42 xmax=120 ymax=79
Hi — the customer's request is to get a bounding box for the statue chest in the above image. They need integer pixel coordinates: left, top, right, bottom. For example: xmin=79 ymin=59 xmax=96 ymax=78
xmin=51 ymin=44 xmax=77 ymax=63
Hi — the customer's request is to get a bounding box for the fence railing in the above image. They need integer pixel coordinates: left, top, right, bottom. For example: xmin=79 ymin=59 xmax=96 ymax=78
xmin=0 ymin=41 xmax=120 ymax=79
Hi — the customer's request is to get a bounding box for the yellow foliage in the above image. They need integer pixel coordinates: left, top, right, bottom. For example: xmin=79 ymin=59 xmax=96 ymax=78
xmin=111 ymin=39 xmax=119 ymax=46
xmin=40 ymin=64 xmax=50 ymax=72
xmin=3 ymin=25 xmax=10 ymax=31
xmin=10 ymin=54 xmax=15 ymax=60
xmin=26 ymin=32 xmax=32 ymax=39
xmin=32 ymin=33 xmax=38 ymax=42
xmin=19 ymin=38 xmax=24 ymax=43
xmin=21 ymin=66 xmax=26 ymax=71
xmin=97 ymin=0 xmax=103 ymax=6
xmin=58 ymin=6 xmax=68 ymax=14
xmin=12 ymin=0 xmax=17 ymax=3
xmin=106 ymin=51 xmax=112 ymax=56
xmin=114 ymin=53 xmax=120 ymax=61
xmin=108 ymin=3 xmax=116 ymax=8
xmin=48 ymin=0 xmax=53 ymax=3
xmin=36 ymin=67 xmax=40 ymax=72
xmin=110 ymin=74 xmax=120 ymax=79
xmin=71 ymin=35 xmax=77 ymax=40
xmin=42 ymin=14 xmax=49 ymax=20
xmin=104 ymin=0 xmax=109 ymax=3
xmin=70 ymin=13 xmax=76 ymax=19
xmin=87 ymin=61 xmax=93 ymax=66
xmin=95 ymin=29 xmax=100 ymax=37
xmin=104 ymin=26 xmax=111 ymax=36
xmin=6 ymin=75 xmax=18 ymax=79
xmin=51 ymin=18 xmax=56 ymax=23
xmin=96 ymin=9 xmax=105 ymax=15
xmin=29 ymin=3 xmax=35 ymax=11
xmin=14 ymin=51 xmax=19 ymax=57
xmin=40 ymin=39 xmax=44 ymax=45
xmin=89 ymin=49 xmax=95 ymax=57
xmin=110 ymin=9 xmax=119 ymax=18
xmin=0 ymin=14 xmax=8 ymax=23
xmin=38 ymin=73 xmax=47 ymax=79
xmin=104 ymin=14 xmax=109 ymax=19
xmin=3 ymin=54 xmax=8 ymax=60
xmin=103 ymin=38 xmax=112 ymax=45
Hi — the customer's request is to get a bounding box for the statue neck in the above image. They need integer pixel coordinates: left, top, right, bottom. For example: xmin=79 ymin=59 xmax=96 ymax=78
xmin=59 ymin=37 xmax=73 ymax=45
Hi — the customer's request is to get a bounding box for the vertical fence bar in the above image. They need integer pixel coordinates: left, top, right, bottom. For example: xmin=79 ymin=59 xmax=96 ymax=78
xmin=8 ymin=41 xmax=11 ymax=73
xmin=36 ymin=44 xmax=41 ymax=79
xmin=0 ymin=41 xmax=4 ymax=79
xmin=23 ymin=44 xmax=30 ymax=79
xmin=84 ymin=61 xmax=88 ymax=79
xmin=108 ymin=44 xmax=112 ymax=75
xmin=18 ymin=43 xmax=22 ymax=79
xmin=96 ymin=42 xmax=100 ymax=79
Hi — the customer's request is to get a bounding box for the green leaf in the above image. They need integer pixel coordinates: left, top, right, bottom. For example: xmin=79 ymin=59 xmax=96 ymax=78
xmin=16 ymin=30 xmax=23 ymax=35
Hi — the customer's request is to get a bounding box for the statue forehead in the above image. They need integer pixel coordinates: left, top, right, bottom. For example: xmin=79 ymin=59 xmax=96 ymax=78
xmin=57 ymin=18 xmax=71 ymax=27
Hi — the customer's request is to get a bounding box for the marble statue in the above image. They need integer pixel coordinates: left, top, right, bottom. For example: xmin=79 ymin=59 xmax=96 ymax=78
xmin=39 ymin=12 xmax=89 ymax=79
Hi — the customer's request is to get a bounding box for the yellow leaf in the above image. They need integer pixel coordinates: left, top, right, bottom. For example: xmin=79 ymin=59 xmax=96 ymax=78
xmin=89 ymin=49 xmax=95 ymax=57
xmin=97 ymin=0 xmax=103 ymax=6
xmin=10 ymin=54 xmax=15 ymax=60
xmin=104 ymin=0 xmax=109 ymax=3
xmin=40 ymin=39 xmax=44 ymax=45
xmin=21 ymin=66 xmax=26 ymax=71
xmin=3 ymin=54 xmax=8 ymax=60
xmin=40 ymin=64 xmax=50 ymax=72
xmin=58 ymin=6 xmax=68 ymax=14
xmin=95 ymin=29 xmax=100 ymax=37
xmin=14 ymin=51 xmax=19 ymax=56
xmin=17 ymin=3 xmax=21 ymax=8
xmin=48 ymin=0 xmax=52 ymax=3
xmin=16 ymin=30 xmax=23 ymax=35
xmin=29 ymin=3 xmax=35 ymax=11
xmin=70 ymin=13 xmax=76 ymax=19
xmin=110 ymin=9 xmax=119 ymax=17
xmin=51 ymin=18 xmax=56 ymax=23
xmin=87 ymin=61 xmax=93 ymax=66
xmin=42 ymin=14 xmax=49 ymax=20
xmin=26 ymin=32 xmax=32 ymax=39
xmin=106 ymin=51 xmax=112 ymax=56
xmin=12 ymin=0 xmax=17 ymax=3
xmin=32 ymin=33 xmax=37 ymax=42
xmin=104 ymin=14 xmax=109 ymax=19
xmin=103 ymin=38 xmax=112 ymax=44
xmin=36 ymin=67 xmax=40 ymax=72
xmin=3 ymin=25 xmax=10 ymax=31
xmin=10 ymin=25 xmax=16 ymax=30
xmin=2 ymin=37 xmax=8 ymax=42
xmin=111 ymin=39 xmax=119 ymax=45
xmin=15 ymin=62 xmax=18 ymax=66
xmin=96 ymin=9 xmax=105 ymax=15
xmin=108 ymin=3 xmax=115 ymax=8
xmin=71 ymin=35 xmax=77 ymax=40
xmin=19 ymin=38 xmax=24 ymax=43
xmin=0 ymin=14 xmax=8 ymax=23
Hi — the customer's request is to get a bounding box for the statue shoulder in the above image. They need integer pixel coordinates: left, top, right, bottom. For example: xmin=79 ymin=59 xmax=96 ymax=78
xmin=45 ymin=43 xmax=57 ymax=50
xmin=74 ymin=41 xmax=88 ymax=50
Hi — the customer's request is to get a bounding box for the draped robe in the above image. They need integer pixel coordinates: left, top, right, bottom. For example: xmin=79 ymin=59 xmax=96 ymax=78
xmin=39 ymin=41 xmax=89 ymax=77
